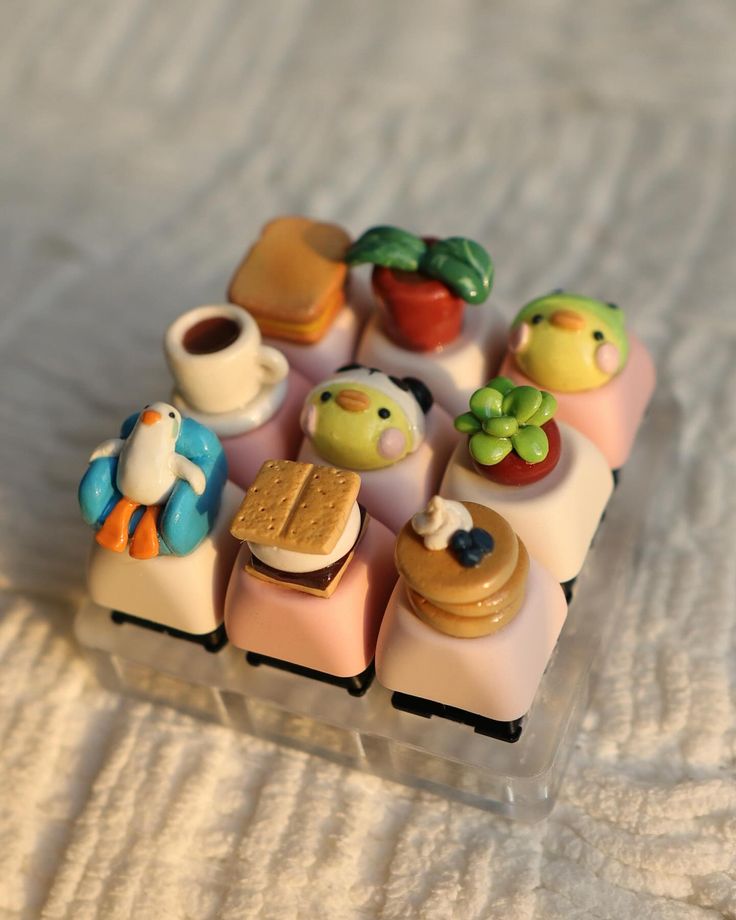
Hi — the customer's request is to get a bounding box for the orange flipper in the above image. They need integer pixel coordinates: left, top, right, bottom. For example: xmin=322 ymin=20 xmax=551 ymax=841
xmin=96 ymin=497 xmax=140 ymax=552
xmin=130 ymin=505 xmax=161 ymax=560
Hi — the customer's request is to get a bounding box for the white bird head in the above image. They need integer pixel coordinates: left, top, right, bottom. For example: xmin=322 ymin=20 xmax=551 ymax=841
xmin=133 ymin=401 xmax=182 ymax=441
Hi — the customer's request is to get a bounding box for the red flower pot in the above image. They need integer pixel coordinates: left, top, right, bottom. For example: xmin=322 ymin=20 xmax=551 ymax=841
xmin=472 ymin=420 xmax=562 ymax=486
xmin=371 ymin=261 xmax=465 ymax=352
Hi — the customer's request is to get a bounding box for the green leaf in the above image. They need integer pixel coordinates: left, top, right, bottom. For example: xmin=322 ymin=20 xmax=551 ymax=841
xmin=469 ymin=432 xmax=513 ymax=466
xmin=454 ymin=412 xmax=481 ymax=434
xmin=482 ymin=415 xmax=518 ymax=438
xmin=526 ymin=391 xmax=558 ymax=427
xmin=419 ymin=237 xmax=494 ymax=304
xmin=511 ymin=426 xmax=549 ymax=463
xmin=485 ymin=376 xmax=516 ymax=396
xmin=345 ymin=226 xmax=426 ymax=270
xmin=469 ymin=386 xmax=503 ymax=420
xmin=502 ymin=386 xmax=543 ymax=423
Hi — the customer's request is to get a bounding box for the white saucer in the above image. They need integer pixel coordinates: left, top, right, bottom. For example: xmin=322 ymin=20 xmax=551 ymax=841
xmin=172 ymin=378 xmax=288 ymax=437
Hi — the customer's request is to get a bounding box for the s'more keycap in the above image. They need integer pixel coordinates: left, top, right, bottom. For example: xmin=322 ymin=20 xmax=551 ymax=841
xmin=230 ymin=459 xmax=360 ymax=555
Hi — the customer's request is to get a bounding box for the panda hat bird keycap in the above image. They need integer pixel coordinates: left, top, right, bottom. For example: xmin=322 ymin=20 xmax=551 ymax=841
xmin=300 ymin=364 xmax=433 ymax=470
xmin=297 ymin=362 xmax=458 ymax=533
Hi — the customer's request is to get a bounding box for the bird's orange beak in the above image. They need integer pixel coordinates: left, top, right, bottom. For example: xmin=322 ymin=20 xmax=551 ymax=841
xmin=550 ymin=309 xmax=585 ymax=331
xmin=141 ymin=409 xmax=161 ymax=426
xmin=335 ymin=389 xmax=371 ymax=412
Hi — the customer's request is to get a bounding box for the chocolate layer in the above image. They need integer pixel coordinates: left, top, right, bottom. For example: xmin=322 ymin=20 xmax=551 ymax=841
xmin=248 ymin=506 xmax=367 ymax=592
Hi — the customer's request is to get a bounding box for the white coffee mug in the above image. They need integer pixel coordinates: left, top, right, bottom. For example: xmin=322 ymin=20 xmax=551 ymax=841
xmin=165 ymin=304 xmax=289 ymax=415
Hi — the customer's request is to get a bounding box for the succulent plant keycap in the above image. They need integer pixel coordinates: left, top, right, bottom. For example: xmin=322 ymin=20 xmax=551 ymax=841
xmin=454 ymin=377 xmax=561 ymax=486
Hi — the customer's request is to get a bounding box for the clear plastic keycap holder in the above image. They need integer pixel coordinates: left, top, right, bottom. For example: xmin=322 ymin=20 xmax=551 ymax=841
xmin=74 ymin=390 xmax=674 ymax=822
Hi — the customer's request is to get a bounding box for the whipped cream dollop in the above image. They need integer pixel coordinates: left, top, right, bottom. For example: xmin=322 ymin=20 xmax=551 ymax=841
xmin=411 ymin=496 xmax=473 ymax=551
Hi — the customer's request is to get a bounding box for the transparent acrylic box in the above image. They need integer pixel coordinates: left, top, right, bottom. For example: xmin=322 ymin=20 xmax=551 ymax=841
xmin=74 ymin=392 xmax=674 ymax=822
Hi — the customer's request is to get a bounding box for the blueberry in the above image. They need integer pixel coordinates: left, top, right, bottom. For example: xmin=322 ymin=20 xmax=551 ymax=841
xmin=469 ymin=528 xmax=494 ymax=553
xmin=460 ymin=548 xmax=483 ymax=567
xmin=450 ymin=530 xmax=472 ymax=552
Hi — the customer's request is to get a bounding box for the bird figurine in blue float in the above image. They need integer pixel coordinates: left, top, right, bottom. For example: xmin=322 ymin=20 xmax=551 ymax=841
xmin=78 ymin=401 xmax=240 ymax=650
xmin=80 ymin=401 xmax=226 ymax=559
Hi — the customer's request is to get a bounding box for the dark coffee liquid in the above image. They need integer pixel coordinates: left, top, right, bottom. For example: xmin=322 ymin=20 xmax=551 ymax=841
xmin=183 ymin=316 xmax=241 ymax=355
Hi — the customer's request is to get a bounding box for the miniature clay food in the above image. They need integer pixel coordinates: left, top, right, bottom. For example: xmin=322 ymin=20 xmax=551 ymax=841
xmin=411 ymin=494 xmax=472 ymax=550
xmin=413 ymin=496 xmax=495 ymax=568
xmin=300 ymin=364 xmax=434 ymax=470
xmin=225 ymin=459 xmax=397 ymax=683
xmin=346 ymin=226 xmax=494 ymax=351
xmin=229 ymin=459 xmax=364 ymax=598
xmin=227 ymin=216 xmax=352 ymax=344
xmin=396 ymin=498 xmax=529 ymax=639
xmin=376 ymin=497 xmax=567 ymax=726
xmin=509 ymin=292 xmax=629 ymax=392
xmin=83 ymin=402 xmax=206 ymax=559
xmin=454 ymin=376 xmax=560 ymax=486
xmin=448 ymin=527 xmax=495 ymax=568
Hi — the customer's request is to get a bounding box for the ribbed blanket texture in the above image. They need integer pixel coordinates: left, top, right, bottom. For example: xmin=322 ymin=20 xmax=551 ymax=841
xmin=1 ymin=2 xmax=735 ymax=917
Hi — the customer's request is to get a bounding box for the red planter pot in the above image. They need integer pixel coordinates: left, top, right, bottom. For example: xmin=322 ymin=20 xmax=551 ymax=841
xmin=371 ymin=264 xmax=465 ymax=352
xmin=471 ymin=420 xmax=562 ymax=486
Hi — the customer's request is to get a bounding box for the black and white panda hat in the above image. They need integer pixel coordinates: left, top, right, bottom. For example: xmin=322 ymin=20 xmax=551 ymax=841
xmin=314 ymin=364 xmax=434 ymax=453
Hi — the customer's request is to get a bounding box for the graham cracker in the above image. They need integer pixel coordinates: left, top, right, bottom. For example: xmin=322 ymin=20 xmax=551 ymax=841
xmin=230 ymin=460 xmax=360 ymax=554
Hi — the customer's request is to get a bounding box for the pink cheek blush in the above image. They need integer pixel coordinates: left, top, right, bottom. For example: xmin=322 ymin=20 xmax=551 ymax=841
xmin=596 ymin=342 xmax=620 ymax=375
xmin=378 ymin=428 xmax=406 ymax=460
xmin=508 ymin=323 xmax=530 ymax=354
xmin=301 ymin=403 xmax=318 ymax=438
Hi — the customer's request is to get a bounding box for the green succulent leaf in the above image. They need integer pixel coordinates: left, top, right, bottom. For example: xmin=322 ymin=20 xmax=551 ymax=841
xmin=526 ymin=391 xmax=558 ymax=427
xmin=511 ymin=426 xmax=549 ymax=464
xmin=469 ymin=386 xmax=503 ymax=420
xmin=485 ymin=376 xmax=516 ymax=396
xmin=469 ymin=431 xmax=513 ymax=466
xmin=482 ymin=415 xmax=519 ymax=438
xmin=502 ymin=386 xmax=543 ymax=423
xmin=419 ymin=237 xmax=494 ymax=304
xmin=454 ymin=411 xmax=482 ymax=434
xmin=345 ymin=225 xmax=426 ymax=271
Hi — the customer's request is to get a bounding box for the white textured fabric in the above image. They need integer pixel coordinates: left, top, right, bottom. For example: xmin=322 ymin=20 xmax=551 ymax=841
xmin=2 ymin=2 xmax=736 ymax=917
